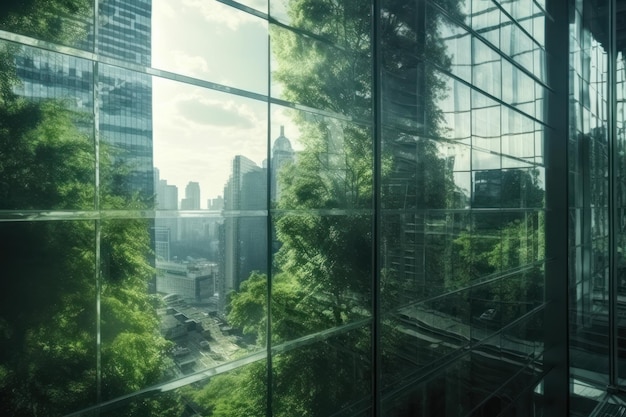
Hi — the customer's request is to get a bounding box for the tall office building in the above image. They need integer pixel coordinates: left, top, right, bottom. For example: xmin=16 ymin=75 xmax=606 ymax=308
xmin=97 ymin=0 xmax=153 ymax=200
xmin=220 ymin=155 xmax=267 ymax=310
xmin=154 ymin=168 xmax=178 ymax=260
xmin=11 ymin=0 xmax=154 ymax=201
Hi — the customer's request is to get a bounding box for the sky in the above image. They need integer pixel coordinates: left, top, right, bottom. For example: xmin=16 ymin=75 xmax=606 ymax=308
xmin=151 ymin=0 xmax=301 ymax=207
xmin=149 ymin=0 xmax=543 ymax=207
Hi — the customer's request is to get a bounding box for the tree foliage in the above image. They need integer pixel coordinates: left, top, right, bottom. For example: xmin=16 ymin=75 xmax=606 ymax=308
xmin=194 ymin=0 xmax=466 ymax=415
xmin=0 ymin=2 xmax=177 ymax=415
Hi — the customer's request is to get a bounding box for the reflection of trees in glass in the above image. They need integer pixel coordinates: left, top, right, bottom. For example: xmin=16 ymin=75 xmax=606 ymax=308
xmin=443 ymin=170 xmax=545 ymax=333
xmin=192 ymin=1 xmax=463 ymax=416
xmin=0 ymin=0 xmax=91 ymax=46
xmin=0 ymin=3 xmax=179 ymax=416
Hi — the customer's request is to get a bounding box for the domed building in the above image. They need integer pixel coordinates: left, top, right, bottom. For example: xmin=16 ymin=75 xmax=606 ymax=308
xmin=271 ymin=126 xmax=295 ymax=202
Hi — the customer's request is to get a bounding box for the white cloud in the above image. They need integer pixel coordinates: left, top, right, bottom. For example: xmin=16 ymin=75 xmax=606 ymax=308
xmin=182 ymin=0 xmax=262 ymax=31
xmin=167 ymin=51 xmax=210 ymax=79
xmin=153 ymin=78 xmax=268 ymax=201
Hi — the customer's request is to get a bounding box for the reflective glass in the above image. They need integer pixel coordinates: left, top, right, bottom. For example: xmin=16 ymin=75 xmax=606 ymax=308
xmin=0 ymin=0 xmax=93 ymax=51
xmin=0 ymin=0 xmax=561 ymax=414
xmin=270 ymin=24 xmax=371 ymax=119
xmin=270 ymin=106 xmax=373 ymax=210
xmin=179 ymin=360 xmax=268 ymax=416
xmin=437 ymin=76 xmax=472 ymax=143
xmin=381 ymin=356 xmax=542 ymax=417
xmin=618 ymin=55 xmax=626 ymax=385
xmin=1 ymin=42 xmax=95 ymax=211
xmin=471 ymin=0 xmax=500 ymax=47
xmin=568 ymin=0 xmax=611 ymax=391
xmin=152 ymin=0 xmax=268 ymax=94
xmin=99 ymin=64 xmax=153 ymax=208
xmin=472 ymin=38 xmax=502 ymax=99
xmin=271 ymin=213 xmax=372 ymax=344
xmin=0 ymin=221 xmax=97 ymax=415
xmin=98 ymin=0 xmax=151 ymax=66
xmin=429 ymin=6 xmax=472 ymax=83
xmin=272 ymin=327 xmax=371 ymax=417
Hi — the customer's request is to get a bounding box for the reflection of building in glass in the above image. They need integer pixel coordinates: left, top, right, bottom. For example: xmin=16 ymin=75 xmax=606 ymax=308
xmin=6 ymin=0 xmax=626 ymax=415
xmin=13 ymin=0 xmax=154 ymax=200
xmin=97 ymin=0 xmax=151 ymax=66
xmin=220 ymin=155 xmax=267 ymax=309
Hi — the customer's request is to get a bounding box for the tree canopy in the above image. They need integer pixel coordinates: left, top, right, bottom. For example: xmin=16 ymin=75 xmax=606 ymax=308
xmin=0 ymin=2 xmax=177 ymax=415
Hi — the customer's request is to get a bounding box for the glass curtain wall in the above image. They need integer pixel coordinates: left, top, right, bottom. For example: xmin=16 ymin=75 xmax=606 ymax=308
xmin=568 ymin=0 xmax=612 ymax=408
xmin=379 ymin=1 xmax=549 ymax=416
xmin=0 ymin=1 xmax=557 ymax=417
xmin=569 ymin=0 xmax=626 ymax=415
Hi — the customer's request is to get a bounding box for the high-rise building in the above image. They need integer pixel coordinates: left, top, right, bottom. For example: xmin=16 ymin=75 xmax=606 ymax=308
xmin=11 ymin=0 xmax=154 ymax=201
xmin=208 ymin=195 xmax=224 ymax=210
xmin=220 ymin=155 xmax=267 ymax=309
xmin=154 ymin=168 xmax=178 ymax=260
xmin=181 ymin=181 xmax=201 ymax=210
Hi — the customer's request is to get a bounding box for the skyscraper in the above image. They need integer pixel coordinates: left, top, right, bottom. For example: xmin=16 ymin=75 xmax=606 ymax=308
xmin=220 ymin=155 xmax=267 ymax=309
xmin=12 ymin=0 xmax=154 ymax=202
xmin=181 ymin=181 xmax=201 ymax=210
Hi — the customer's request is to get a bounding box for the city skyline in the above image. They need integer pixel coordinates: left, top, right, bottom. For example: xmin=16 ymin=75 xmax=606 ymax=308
xmin=155 ymin=125 xmax=296 ymax=209
xmin=151 ymin=0 xmax=302 ymax=200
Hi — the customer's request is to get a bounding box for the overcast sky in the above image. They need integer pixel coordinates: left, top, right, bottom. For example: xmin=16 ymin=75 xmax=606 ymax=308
xmin=151 ymin=0 xmax=300 ymax=207
xmin=149 ymin=0 xmax=544 ymax=207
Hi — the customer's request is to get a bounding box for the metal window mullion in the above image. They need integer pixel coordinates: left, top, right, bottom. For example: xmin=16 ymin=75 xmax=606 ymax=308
xmin=265 ymin=0 xmax=273 ymax=414
xmin=543 ymin=0 xmax=570 ymax=413
xmin=608 ymin=0 xmax=619 ymax=391
xmin=92 ymin=0 xmax=102 ymax=406
xmin=372 ymin=0 xmax=382 ymax=414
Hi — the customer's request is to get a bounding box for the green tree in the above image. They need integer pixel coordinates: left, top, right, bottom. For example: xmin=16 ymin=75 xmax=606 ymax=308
xmin=0 ymin=97 xmax=178 ymax=416
xmin=194 ymin=0 xmax=465 ymax=416
xmin=0 ymin=3 xmax=180 ymax=415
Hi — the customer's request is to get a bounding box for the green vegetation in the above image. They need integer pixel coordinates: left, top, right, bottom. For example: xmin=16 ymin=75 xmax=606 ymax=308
xmin=0 ymin=2 xmax=179 ymax=416
xmin=0 ymin=0 xmax=545 ymax=415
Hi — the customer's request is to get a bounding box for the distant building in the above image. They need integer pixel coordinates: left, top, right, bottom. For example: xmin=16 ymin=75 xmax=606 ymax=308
xmin=208 ymin=195 xmax=224 ymax=211
xmin=156 ymin=260 xmax=217 ymax=304
xmin=219 ymin=155 xmax=267 ymax=310
xmin=181 ymin=181 xmax=201 ymax=210
xmin=154 ymin=168 xmax=179 ymax=253
xmin=154 ymin=168 xmax=179 ymax=210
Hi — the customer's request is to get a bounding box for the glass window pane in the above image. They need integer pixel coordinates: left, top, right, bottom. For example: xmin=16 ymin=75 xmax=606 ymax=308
xmin=0 ymin=221 xmax=97 ymax=414
xmin=0 ymin=0 xmax=93 ymax=51
xmin=271 ymin=24 xmax=371 ymax=119
xmin=1 ymin=43 xmax=95 ymax=211
xmin=272 ymin=327 xmax=371 ymax=416
xmin=271 ymin=214 xmax=372 ymax=344
xmin=152 ymin=0 xmax=268 ymax=94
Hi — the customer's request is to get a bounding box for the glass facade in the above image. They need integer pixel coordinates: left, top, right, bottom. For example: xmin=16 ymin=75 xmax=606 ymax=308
xmin=0 ymin=0 xmax=623 ymax=416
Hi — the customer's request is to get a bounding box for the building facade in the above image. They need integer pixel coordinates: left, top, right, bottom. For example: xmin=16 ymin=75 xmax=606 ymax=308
xmin=1 ymin=0 xmax=626 ymax=416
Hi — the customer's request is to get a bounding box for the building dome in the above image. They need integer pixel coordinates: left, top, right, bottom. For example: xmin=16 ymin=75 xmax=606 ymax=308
xmin=273 ymin=126 xmax=293 ymax=153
